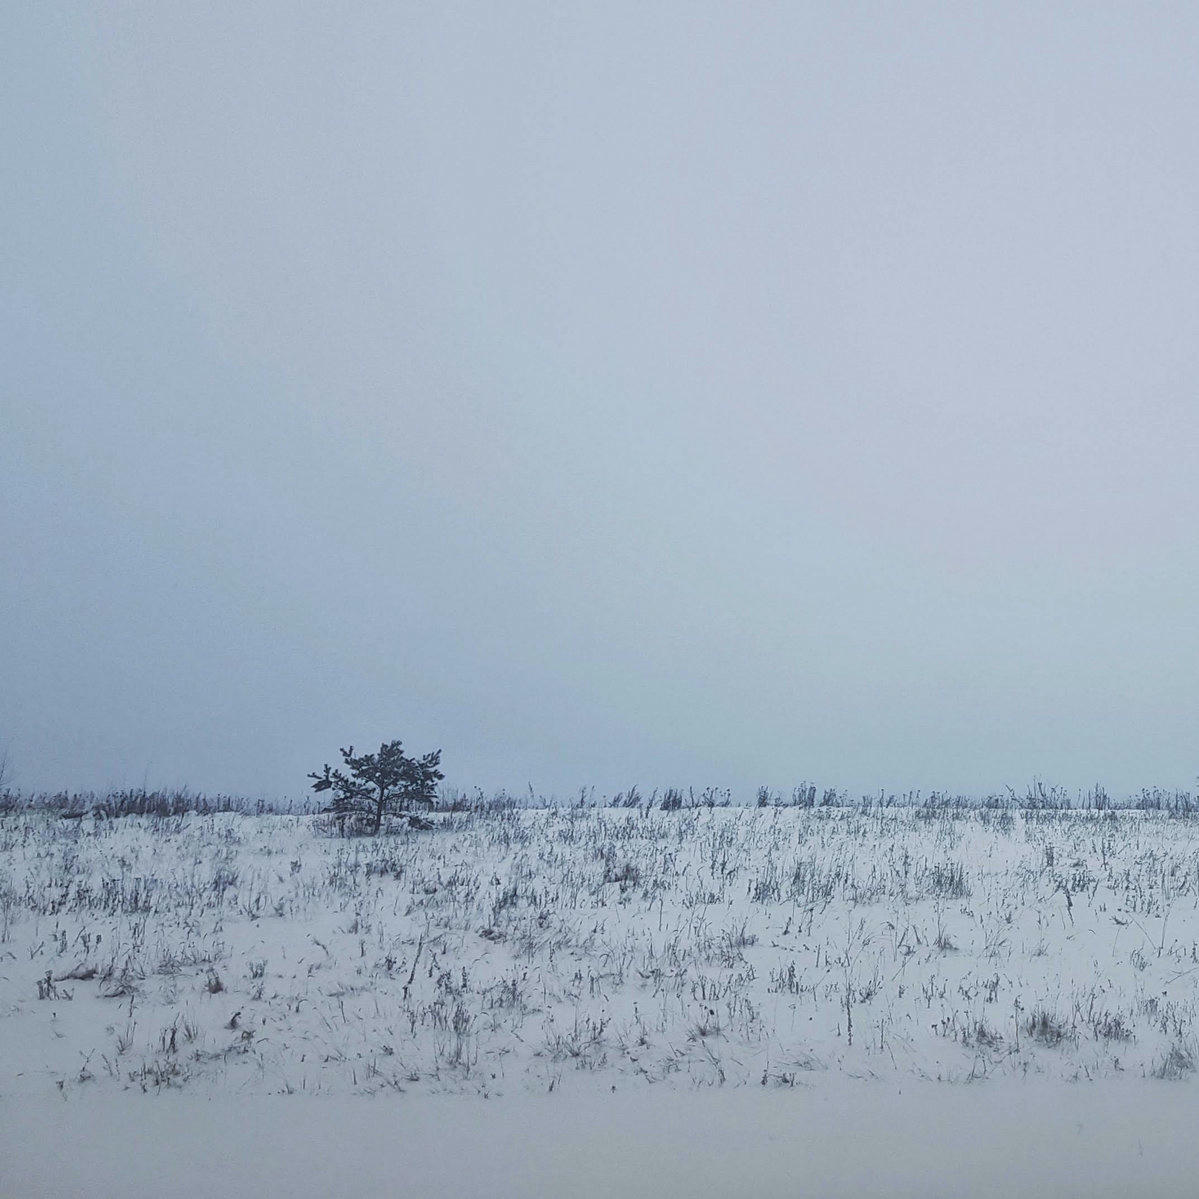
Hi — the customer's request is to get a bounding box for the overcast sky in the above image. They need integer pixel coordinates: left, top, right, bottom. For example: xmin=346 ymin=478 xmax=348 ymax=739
xmin=3 ymin=4 xmax=1198 ymax=801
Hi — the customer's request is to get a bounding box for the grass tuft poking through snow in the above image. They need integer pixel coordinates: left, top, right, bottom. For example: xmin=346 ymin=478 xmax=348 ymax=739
xmin=3 ymin=801 xmax=1199 ymax=1098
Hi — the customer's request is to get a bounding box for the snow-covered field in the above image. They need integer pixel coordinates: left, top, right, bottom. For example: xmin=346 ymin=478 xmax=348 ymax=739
xmin=4 ymin=801 xmax=1199 ymax=1195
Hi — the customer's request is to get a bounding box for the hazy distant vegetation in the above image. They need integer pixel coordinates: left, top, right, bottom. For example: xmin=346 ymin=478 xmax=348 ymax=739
xmin=3 ymin=779 xmax=1198 ymax=818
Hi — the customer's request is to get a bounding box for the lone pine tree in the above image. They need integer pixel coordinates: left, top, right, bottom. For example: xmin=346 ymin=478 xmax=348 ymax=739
xmin=309 ymin=740 xmax=443 ymax=835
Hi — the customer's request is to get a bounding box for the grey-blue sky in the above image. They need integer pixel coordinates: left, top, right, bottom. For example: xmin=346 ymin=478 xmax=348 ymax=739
xmin=3 ymin=3 xmax=1197 ymax=799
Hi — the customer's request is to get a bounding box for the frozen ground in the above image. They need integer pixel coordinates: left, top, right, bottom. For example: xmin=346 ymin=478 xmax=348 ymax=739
xmin=4 ymin=802 xmax=1199 ymax=1195
xmin=6 ymin=1079 xmax=1199 ymax=1198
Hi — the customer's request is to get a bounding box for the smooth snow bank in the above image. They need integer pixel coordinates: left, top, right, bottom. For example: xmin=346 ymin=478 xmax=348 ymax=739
xmin=4 ymin=1079 xmax=1199 ymax=1199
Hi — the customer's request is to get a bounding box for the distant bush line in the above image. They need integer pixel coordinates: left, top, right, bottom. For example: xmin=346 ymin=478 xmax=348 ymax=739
xmin=2 ymin=781 xmax=1198 ymax=819
xmin=0 ymin=788 xmax=310 ymax=818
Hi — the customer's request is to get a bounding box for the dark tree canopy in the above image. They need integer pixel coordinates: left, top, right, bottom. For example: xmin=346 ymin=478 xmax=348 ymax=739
xmin=309 ymin=740 xmax=443 ymax=834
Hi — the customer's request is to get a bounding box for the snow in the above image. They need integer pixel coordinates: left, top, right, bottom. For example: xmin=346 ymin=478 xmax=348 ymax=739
xmin=5 ymin=1081 xmax=1199 ymax=1198
xmin=3 ymin=803 xmax=1199 ymax=1195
